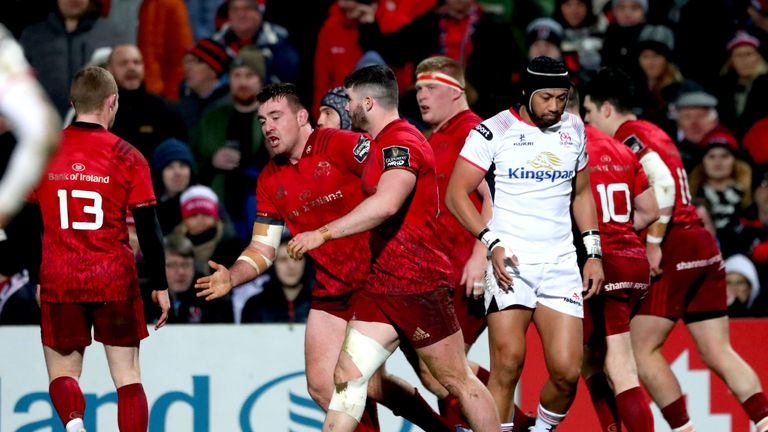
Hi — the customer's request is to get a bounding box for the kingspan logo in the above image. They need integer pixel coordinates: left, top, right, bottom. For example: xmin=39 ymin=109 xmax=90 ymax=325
xmin=508 ymin=152 xmax=574 ymax=182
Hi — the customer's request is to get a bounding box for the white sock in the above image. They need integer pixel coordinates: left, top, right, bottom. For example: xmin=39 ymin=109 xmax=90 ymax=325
xmin=757 ymin=416 xmax=768 ymax=432
xmin=501 ymin=422 xmax=514 ymax=431
xmin=65 ymin=417 xmax=85 ymax=432
xmin=532 ymin=404 xmax=566 ymax=431
xmin=671 ymin=420 xmax=695 ymax=432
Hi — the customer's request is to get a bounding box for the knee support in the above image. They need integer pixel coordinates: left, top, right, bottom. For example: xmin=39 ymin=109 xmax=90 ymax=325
xmin=328 ymin=328 xmax=391 ymax=421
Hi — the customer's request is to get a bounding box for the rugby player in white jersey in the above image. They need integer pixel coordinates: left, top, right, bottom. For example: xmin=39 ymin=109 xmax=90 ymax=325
xmin=0 ymin=23 xmax=60 ymax=229
xmin=446 ymin=56 xmax=604 ymax=432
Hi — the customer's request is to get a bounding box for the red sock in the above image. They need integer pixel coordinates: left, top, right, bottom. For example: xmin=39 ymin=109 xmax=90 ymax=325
xmin=661 ymin=395 xmax=690 ymax=429
xmin=585 ymin=373 xmax=620 ymax=432
xmin=616 ymin=386 xmax=654 ymax=432
xmin=438 ymin=394 xmax=468 ymax=429
xmin=117 ymin=383 xmax=148 ymax=432
xmin=743 ymin=392 xmax=768 ymax=425
xmin=49 ymin=376 xmax=85 ymax=427
xmin=476 ymin=366 xmax=490 ymax=385
xmin=357 ymin=398 xmax=380 ymax=432
xmin=511 ymin=403 xmax=536 ymax=432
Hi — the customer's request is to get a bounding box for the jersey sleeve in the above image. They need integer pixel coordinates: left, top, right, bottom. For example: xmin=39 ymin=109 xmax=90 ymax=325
xmin=576 ymin=122 xmax=588 ymax=172
xmin=380 ymin=137 xmax=422 ymax=175
xmin=634 ymin=157 xmax=651 ymax=194
xmin=622 ymin=134 xmax=652 ymax=159
xmin=330 ymin=131 xmax=371 ymax=177
xmin=126 ymin=148 xmax=156 ymax=209
xmin=254 ymin=170 xmax=283 ymax=223
xmin=458 ymin=123 xmax=496 ymax=172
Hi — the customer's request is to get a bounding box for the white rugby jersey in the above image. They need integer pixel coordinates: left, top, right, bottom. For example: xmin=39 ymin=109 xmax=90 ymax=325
xmin=460 ymin=108 xmax=587 ymax=263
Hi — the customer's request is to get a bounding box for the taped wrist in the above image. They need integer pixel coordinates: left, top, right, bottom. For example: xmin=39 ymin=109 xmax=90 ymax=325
xmin=477 ymin=228 xmax=503 ymax=252
xmin=582 ymin=230 xmax=602 ymax=259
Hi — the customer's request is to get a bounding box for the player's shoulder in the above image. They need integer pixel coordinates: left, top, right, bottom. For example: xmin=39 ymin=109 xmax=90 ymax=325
xmin=561 ymin=112 xmax=585 ymax=137
xmin=469 ymin=109 xmax=516 ymax=143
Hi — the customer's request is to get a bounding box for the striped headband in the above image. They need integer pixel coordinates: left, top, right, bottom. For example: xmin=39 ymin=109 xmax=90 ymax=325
xmin=416 ymin=72 xmax=464 ymax=92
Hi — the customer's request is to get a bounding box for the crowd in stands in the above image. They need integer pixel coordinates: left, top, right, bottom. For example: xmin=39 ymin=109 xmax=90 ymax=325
xmin=0 ymin=0 xmax=767 ymax=323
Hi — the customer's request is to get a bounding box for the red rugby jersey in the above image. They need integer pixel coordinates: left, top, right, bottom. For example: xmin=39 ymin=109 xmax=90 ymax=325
xmin=256 ymin=128 xmax=372 ymax=297
xmin=586 ymin=126 xmax=649 ymax=259
xmin=430 ymin=109 xmax=484 ymax=281
xmin=361 ymin=119 xmax=452 ymax=294
xmin=31 ymin=123 xmax=155 ymax=302
xmin=614 ymin=119 xmax=700 ymax=228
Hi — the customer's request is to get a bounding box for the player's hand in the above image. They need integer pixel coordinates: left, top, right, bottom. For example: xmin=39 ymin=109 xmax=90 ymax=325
xmin=195 ymin=260 xmax=233 ymax=300
xmin=287 ymin=231 xmax=324 ymax=260
xmin=582 ymin=258 xmax=604 ymax=300
xmin=212 ymin=147 xmax=241 ymax=170
xmin=491 ymin=246 xmax=518 ymax=292
xmin=152 ymin=289 xmax=170 ymax=330
xmin=647 ymin=242 xmax=663 ymax=277
xmin=461 ymin=247 xmax=488 ymax=299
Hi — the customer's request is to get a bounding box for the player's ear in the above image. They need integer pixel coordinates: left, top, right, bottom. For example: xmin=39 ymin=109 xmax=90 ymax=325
xmin=601 ymin=101 xmax=612 ymax=118
xmin=297 ymin=108 xmax=309 ymax=126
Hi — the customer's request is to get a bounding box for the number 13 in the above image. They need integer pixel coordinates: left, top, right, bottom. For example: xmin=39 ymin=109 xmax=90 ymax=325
xmin=57 ymin=189 xmax=104 ymax=230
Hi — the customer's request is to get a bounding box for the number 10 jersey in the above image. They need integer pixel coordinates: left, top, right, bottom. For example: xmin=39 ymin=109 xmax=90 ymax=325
xmin=30 ymin=122 xmax=156 ymax=303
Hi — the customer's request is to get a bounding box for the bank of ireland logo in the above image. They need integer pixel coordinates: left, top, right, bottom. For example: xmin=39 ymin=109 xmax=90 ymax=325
xmin=240 ymin=371 xmax=415 ymax=431
xmin=72 ymin=162 xmax=86 ymax=171
xmin=527 ymin=152 xmax=562 ymax=170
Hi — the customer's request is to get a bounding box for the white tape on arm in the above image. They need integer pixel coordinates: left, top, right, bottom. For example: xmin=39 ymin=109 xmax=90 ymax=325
xmin=639 ymin=151 xmax=675 ymax=209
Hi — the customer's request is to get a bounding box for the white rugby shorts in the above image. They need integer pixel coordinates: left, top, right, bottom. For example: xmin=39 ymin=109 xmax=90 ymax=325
xmin=484 ymin=252 xmax=583 ymax=318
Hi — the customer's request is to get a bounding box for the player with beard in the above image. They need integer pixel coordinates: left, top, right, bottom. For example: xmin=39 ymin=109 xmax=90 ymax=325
xmin=0 ymin=23 xmax=60 ymax=229
xmin=196 ymin=82 xmax=457 ymax=432
xmin=30 ymin=66 xmax=170 ymax=432
xmin=288 ymin=65 xmax=500 ymax=432
xmin=446 ymin=56 xmax=604 ymax=432
xmin=583 ymin=68 xmax=768 ymax=432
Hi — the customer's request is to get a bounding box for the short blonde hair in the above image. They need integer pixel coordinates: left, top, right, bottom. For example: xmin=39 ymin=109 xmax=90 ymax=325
xmin=70 ymin=66 xmax=118 ymax=114
xmin=416 ymin=56 xmax=466 ymax=88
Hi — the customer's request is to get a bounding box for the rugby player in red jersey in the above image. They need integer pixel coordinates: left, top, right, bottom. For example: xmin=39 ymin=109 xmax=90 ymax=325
xmin=30 ymin=66 xmax=170 ymax=432
xmin=196 ymin=83 xmax=454 ymax=431
xmin=288 ymin=65 xmax=499 ymax=432
xmin=584 ymin=68 xmax=768 ymax=432
xmin=580 ymin=117 xmax=659 ymax=431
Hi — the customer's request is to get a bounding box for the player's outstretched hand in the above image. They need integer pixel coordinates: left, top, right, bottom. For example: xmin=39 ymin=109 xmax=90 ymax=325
xmin=287 ymin=231 xmax=324 ymax=260
xmin=582 ymin=258 xmax=604 ymax=300
xmin=491 ymin=246 xmax=518 ymax=292
xmin=195 ymin=260 xmax=233 ymax=300
xmin=461 ymin=247 xmax=488 ymax=299
xmin=646 ymin=243 xmax=663 ymax=277
xmin=152 ymin=289 xmax=170 ymax=330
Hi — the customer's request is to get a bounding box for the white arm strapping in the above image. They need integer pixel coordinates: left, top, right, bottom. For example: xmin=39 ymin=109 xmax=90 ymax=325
xmin=639 ymin=151 xmax=675 ymax=209
xmin=236 ymin=223 xmax=284 ymax=273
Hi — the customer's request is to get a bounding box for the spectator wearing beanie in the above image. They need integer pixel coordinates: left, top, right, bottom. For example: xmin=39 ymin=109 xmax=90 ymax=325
xmin=192 ymin=46 xmax=268 ymax=242
xmin=636 ymin=25 xmax=683 ymax=137
xmin=675 ymin=90 xmax=740 ymax=171
xmin=725 ymin=254 xmax=763 ymax=317
xmin=317 ymin=86 xmax=352 ymax=130
xmin=151 ymin=138 xmax=198 ymax=235
xmin=601 ymin=0 xmax=647 ymax=81
xmin=212 ymin=0 xmax=299 ymax=84
xmin=526 ymin=18 xmax=564 ymax=60
xmin=179 ymin=38 xmax=232 ymax=129
xmin=174 ymin=185 xmax=243 ymax=275
xmin=553 ymin=0 xmax=603 ymax=74
xmin=717 ymin=31 xmax=768 ymax=136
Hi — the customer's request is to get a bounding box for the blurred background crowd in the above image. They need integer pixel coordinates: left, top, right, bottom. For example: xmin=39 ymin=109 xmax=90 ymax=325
xmin=0 ymin=0 xmax=766 ymax=324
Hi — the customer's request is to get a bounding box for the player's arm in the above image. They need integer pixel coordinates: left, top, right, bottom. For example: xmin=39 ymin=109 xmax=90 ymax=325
xmin=131 ymin=205 xmax=171 ymax=329
xmin=196 ymin=218 xmax=283 ymax=300
xmin=637 ymin=150 xmax=675 ymax=275
xmin=459 ymin=176 xmax=495 ymax=297
xmin=633 ymin=186 xmax=660 ymax=231
xmin=572 ymin=168 xmax=605 ymax=299
xmin=287 ymin=169 xmax=416 ymax=258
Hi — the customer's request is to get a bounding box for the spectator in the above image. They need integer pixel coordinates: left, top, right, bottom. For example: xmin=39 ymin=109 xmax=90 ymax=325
xmin=317 ymin=86 xmax=352 ymax=130
xmin=151 ymin=138 xmax=197 ymax=235
xmin=154 ymin=233 xmax=234 ymax=323
xmin=741 ymin=116 xmax=768 ymax=175
xmin=600 ymin=0 xmax=647 ymax=79
xmin=742 ymin=173 xmax=768 ymax=282
xmin=20 ymin=0 xmax=127 ymax=116
xmin=186 ymin=0 xmax=221 ymax=40
xmin=636 ymin=25 xmax=682 ymax=136
xmin=717 ymin=31 xmax=768 ymax=136
xmin=725 ymin=254 xmax=762 ymax=317
xmin=173 ymin=185 xmax=242 ymax=276
xmin=107 ymin=44 xmax=188 ymax=162
xmin=138 ymin=0 xmax=195 ymax=101
xmin=0 ymin=270 xmax=39 ymax=325
xmin=689 ymin=141 xmax=753 ymax=257
xmin=192 ymin=47 xmax=268 ymax=240
xmin=179 ymin=37 xmax=231 ymax=129
xmin=674 ymin=90 xmax=739 ymax=171
xmin=554 ymin=0 xmax=604 ymax=73
xmin=526 ymin=17 xmax=564 ymax=60
xmin=241 ymin=239 xmax=313 ymax=323
xmin=212 ymin=0 xmax=299 ymax=84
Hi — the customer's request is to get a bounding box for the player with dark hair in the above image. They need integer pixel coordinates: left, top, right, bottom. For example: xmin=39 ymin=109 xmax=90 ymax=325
xmin=446 ymin=56 xmax=604 ymax=432
xmin=583 ymin=67 xmax=768 ymax=432
xmin=288 ymin=65 xmax=500 ymax=432
xmin=30 ymin=66 xmax=170 ymax=432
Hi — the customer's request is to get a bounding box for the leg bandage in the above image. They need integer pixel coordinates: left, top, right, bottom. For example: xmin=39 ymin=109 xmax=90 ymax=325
xmin=328 ymin=328 xmax=392 ymax=421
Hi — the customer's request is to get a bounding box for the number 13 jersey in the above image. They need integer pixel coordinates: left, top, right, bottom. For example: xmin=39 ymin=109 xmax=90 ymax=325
xmin=30 ymin=122 xmax=156 ymax=303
